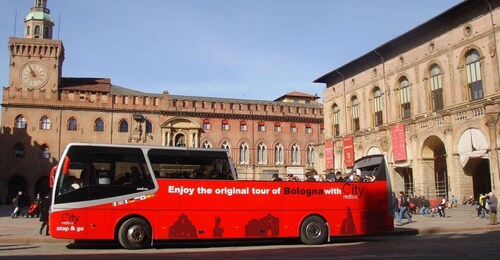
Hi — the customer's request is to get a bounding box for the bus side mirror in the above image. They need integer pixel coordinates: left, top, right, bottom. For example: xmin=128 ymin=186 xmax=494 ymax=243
xmin=49 ymin=165 xmax=57 ymax=188
xmin=63 ymin=156 xmax=70 ymax=175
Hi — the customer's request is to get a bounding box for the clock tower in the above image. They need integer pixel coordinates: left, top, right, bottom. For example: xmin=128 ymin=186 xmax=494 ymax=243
xmin=7 ymin=0 xmax=64 ymax=96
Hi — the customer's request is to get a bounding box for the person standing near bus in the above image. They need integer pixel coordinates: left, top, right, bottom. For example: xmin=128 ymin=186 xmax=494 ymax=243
xmin=39 ymin=193 xmax=51 ymax=236
xmin=391 ymin=192 xmax=402 ymax=226
xmin=272 ymin=174 xmax=282 ymax=181
xmin=399 ymin=191 xmax=412 ymax=224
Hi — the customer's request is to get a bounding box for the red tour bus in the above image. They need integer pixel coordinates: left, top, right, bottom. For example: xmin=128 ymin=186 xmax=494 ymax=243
xmin=50 ymin=143 xmax=394 ymax=249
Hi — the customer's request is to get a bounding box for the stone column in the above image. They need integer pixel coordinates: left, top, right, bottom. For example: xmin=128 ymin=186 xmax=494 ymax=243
xmin=486 ymin=114 xmax=499 ymax=196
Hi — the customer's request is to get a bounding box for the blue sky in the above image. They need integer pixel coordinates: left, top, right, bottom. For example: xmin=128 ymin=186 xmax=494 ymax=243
xmin=0 ymin=0 xmax=461 ymax=102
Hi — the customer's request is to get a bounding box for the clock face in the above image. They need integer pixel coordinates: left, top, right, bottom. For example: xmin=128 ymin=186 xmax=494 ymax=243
xmin=20 ymin=62 xmax=49 ymax=89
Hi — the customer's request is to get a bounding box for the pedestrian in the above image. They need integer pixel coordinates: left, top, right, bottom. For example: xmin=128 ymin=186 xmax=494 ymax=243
xmin=399 ymin=191 xmax=412 ymax=224
xmin=272 ymin=173 xmax=282 ymax=181
xmin=420 ymin=196 xmax=430 ymax=216
xmin=486 ymin=192 xmax=497 ymax=225
xmin=438 ymin=195 xmax=446 ymax=217
xmin=391 ymin=192 xmax=402 ymax=226
xmin=39 ymin=193 xmax=51 ymax=236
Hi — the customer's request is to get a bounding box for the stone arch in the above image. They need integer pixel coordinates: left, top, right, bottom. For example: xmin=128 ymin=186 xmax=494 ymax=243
xmin=366 ymin=146 xmax=382 ymax=156
xmin=421 ymin=135 xmax=448 ymax=198
xmin=35 ymin=175 xmax=50 ymax=197
xmin=161 ymin=117 xmax=202 ymax=147
xmin=457 ymin=128 xmax=490 ymax=198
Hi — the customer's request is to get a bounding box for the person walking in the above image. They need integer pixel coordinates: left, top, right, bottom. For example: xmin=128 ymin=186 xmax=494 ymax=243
xmin=39 ymin=193 xmax=51 ymax=236
xmin=486 ymin=192 xmax=497 ymax=225
xmin=391 ymin=192 xmax=402 ymax=226
xmin=398 ymin=191 xmax=412 ymax=224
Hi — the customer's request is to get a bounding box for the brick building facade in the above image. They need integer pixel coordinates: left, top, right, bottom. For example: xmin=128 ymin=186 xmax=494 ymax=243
xmin=316 ymin=0 xmax=500 ymax=200
xmin=0 ymin=0 xmax=324 ymax=200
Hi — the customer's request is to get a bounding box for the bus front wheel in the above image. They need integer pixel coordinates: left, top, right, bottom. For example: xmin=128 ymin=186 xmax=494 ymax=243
xmin=118 ymin=217 xmax=151 ymax=249
xmin=300 ymin=216 xmax=328 ymax=245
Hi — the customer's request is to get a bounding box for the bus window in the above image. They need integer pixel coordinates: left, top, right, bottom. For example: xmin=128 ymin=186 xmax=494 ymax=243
xmin=54 ymin=145 xmax=155 ymax=204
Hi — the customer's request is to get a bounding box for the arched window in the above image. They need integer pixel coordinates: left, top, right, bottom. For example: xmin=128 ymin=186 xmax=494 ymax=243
xmin=333 ymin=104 xmax=340 ymax=136
xmin=351 ymin=96 xmax=360 ymax=131
xmin=94 ymin=118 xmax=104 ymax=132
xmin=145 ymin=120 xmax=153 ymax=133
xmin=305 ymin=124 xmax=312 ymax=134
xmin=43 ymin=26 xmax=50 ymax=38
xmin=26 ymin=26 xmax=31 ymax=35
xmin=67 ymin=117 xmax=78 ymax=131
xmin=221 ymin=141 xmax=231 ymax=154
xmin=430 ymin=64 xmax=444 ymax=111
xmin=40 ymin=144 xmax=50 ymax=159
xmin=239 ymin=143 xmax=249 ymax=164
xmin=399 ymin=77 xmax=411 ymax=119
xmin=290 ymin=123 xmax=297 ymax=133
xmin=202 ymin=141 xmax=212 ymax=148
xmin=34 ymin=25 xmax=40 ymax=35
xmin=15 ymin=115 xmax=27 ymax=129
xmin=307 ymin=144 xmax=314 ymax=165
xmin=466 ymin=49 xmax=483 ymax=100
xmin=374 ymin=88 xmax=383 ymax=126
xmin=118 ymin=120 xmax=128 ymax=132
xmin=257 ymin=143 xmax=267 ymax=165
xmin=291 ymin=143 xmax=300 ymax=165
xmin=275 ymin=144 xmax=284 ymax=165
xmin=14 ymin=143 xmax=25 ymax=158
xmin=40 ymin=116 xmax=51 ymax=130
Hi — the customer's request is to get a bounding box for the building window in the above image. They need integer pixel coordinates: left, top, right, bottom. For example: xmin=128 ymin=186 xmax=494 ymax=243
xmin=275 ymin=144 xmax=284 ymax=165
xmin=258 ymin=121 xmax=266 ymax=132
xmin=305 ymin=124 xmax=312 ymax=134
xmin=274 ymin=122 xmax=282 ymax=132
xmin=26 ymin=26 xmax=31 ymax=35
xmin=240 ymin=121 xmax=248 ymax=131
xmin=466 ymin=49 xmax=483 ymax=100
xmin=40 ymin=116 xmax=51 ymax=130
xmin=307 ymin=144 xmax=314 ymax=165
xmin=351 ymin=96 xmax=360 ymax=131
xmin=44 ymin=26 xmax=50 ymax=38
xmin=145 ymin=120 xmax=153 ymax=133
xmin=290 ymin=123 xmax=297 ymax=133
xmin=14 ymin=143 xmax=25 ymax=158
xmin=430 ymin=64 xmax=444 ymax=111
xmin=34 ymin=25 xmax=40 ymax=35
xmin=291 ymin=143 xmax=300 ymax=165
xmin=15 ymin=115 xmax=27 ymax=129
xmin=257 ymin=143 xmax=267 ymax=165
xmin=67 ymin=117 xmax=78 ymax=131
xmin=221 ymin=141 xmax=231 ymax=154
xmin=40 ymin=144 xmax=50 ymax=159
xmin=203 ymin=119 xmax=211 ymax=130
xmin=400 ymin=77 xmax=411 ymax=119
xmin=94 ymin=118 xmax=104 ymax=132
xmin=239 ymin=143 xmax=249 ymax=164
xmin=320 ymin=125 xmax=325 ymax=135
xmin=202 ymin=141 xmax=212 ymax=148
xmin=221 ymin=120 xmax=230 ymax=131
xmin=333 ymin=104 xmax=340 ymax=136
xmin=118 ymin=120 xmax=128 ymax=133
xmin=374 ymin=88 xmax=383 ymax=126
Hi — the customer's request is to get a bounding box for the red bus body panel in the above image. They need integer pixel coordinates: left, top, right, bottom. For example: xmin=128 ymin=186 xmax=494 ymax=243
xmin=50 ymin=179 xmax=393 ymax=241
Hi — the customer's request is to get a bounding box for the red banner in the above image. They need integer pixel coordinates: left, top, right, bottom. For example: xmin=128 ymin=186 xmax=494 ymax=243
xmin=391 ymin=124 xmax=407 ymax=162
xmin=343 ymin=136 xmax=354 ymax=168
xmin=324 ymin=140 xmax=334 ymax=170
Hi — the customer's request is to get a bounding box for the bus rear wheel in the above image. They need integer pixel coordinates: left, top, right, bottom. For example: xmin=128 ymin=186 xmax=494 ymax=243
xmin=118 ymin=218 xmax=151 ymax=249
xmin=300 ymin=216 xmax=328 ymax=245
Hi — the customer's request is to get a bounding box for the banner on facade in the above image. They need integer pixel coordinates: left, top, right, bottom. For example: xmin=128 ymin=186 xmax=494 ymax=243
xmin=343 ymin=136 xmax=354 ymax=168
xmin=324 ymin=140 xmax=334 ymax=170
xmin=391 ymin=124 xmax=407 ymax=162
